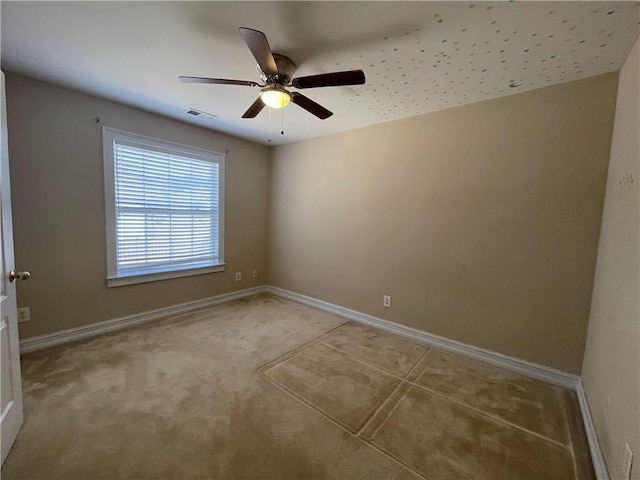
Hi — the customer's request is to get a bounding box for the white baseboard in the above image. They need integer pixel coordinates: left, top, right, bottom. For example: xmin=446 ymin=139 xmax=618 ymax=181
xmin=21 ymin=283 xmax=580 ymax=390
xmin=266 ymin=286 xmax=580 ymax=390
xmin=267 ymin=286 xmax=616 ymax=476
xmin=20 ymin=282 xmax=606 ymax=479
xmin=19 ymin=286 xmax=268 ymax=354
xmin=266 ymin=286 xmax=615 ymax=477
xmin=576 ymin=380 xmax=610 ymax=480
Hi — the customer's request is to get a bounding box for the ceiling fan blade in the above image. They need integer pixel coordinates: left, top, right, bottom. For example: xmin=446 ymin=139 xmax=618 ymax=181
xmin=291 ymin=92 xmax=333 ymax=120
xmin=238 ymin=27 xmax=278 ymax=76
xmin=179 ymin=76 xmax=259 ymax=87
xmin=242 ymin=97 xmax=266 ymax=118
xmin=292 ymin=70 xmax=366 ymax=89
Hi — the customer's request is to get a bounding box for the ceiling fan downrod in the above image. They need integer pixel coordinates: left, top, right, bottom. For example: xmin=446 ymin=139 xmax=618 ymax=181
xmin=179 ymin=27 xmax=366 ymax=121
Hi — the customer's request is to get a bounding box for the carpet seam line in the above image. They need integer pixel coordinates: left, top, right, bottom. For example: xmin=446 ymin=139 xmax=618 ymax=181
xmin=406 ymin=381 xmax=567 ymax=449
xmin=405 ymin=349 xmax=432 ymax=383
xmin=12 ymin=293 xmax=589 ymax=480
xmin=357 ymin=348 xmax=432 ymax=438
xmin=406 ymin=348 xmax=432 ymax=380
xmin=255 ymin=320 xmax=351 ymax=373
xmin=360 ymin=440 xmax=432 ymax=480
xmin=356 ymin=381 xmax=406 ymax=438
xmin=318 ymin=342 xmax=420 ymax=378
xmin=365 ymin=430 xmax=486 ymax=480
xmin=268 ymin=327 xmax=568 ymax=450
xmin=344 ymin=346 xmax=569 ymax=449
xmin=304 ymin=340 xmax=568 ymax=449
xmin=263 ymin=373 xmax=430 ymax=480
xmin=368 ymin=383 xmax=412 ymax=441
xmin=263 ymin=373 xmax=361 ymax=435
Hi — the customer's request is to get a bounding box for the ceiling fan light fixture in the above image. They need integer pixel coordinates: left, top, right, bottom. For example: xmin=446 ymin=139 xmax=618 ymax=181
xmin=260 ymin=87 xmax=291 ymax=109
xmin=182 ymin=28 xmax=365 ymax=119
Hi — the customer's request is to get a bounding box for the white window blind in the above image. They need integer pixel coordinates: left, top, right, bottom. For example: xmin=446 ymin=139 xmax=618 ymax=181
xmin=103 ymin=128 xmax=225 ymax=286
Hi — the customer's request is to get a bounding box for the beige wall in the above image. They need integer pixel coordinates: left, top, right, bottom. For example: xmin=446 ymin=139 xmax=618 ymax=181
xmin=6 ymin=73 xmax=269 ymax=339
xmin=269 ymin=73 xmax=619 ymax=374
xmin=6 ymin=69 xmax=625 ymax=376
xmin=582 ymin=40 xmax=640 ymax=480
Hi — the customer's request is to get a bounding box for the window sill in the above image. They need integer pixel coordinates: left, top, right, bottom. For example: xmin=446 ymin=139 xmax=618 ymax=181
xmin=107 ymin=264 xmax=225 ymax=288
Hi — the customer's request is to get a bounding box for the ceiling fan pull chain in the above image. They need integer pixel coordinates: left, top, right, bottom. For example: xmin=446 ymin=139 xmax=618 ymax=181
xmin=281 ymin=107 xmax=285 ymax=136
xmin=267 ymin=106 xmax=272 ymax=143
xmin=181 ymin=28 xmax=363 ymax=122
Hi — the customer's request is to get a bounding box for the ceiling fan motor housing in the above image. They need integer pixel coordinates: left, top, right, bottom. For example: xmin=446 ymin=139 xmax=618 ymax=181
xmin=181 ymin=27 xmax=364 ymax=120
xmin=259 ymin=53 xmax=296 ymax=85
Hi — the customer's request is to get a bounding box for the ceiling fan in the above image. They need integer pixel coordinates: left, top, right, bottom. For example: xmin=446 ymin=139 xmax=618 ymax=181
xmin=179 ymin=27 xmax=366 ymax=120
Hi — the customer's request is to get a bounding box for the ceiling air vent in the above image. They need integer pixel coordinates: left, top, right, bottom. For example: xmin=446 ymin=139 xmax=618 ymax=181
xmin=184 ymin=108 xmax=217 ymax=120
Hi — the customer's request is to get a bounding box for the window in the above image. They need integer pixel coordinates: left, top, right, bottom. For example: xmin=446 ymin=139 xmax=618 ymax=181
xmin=103 ymin=127 xmax=225 ymax=287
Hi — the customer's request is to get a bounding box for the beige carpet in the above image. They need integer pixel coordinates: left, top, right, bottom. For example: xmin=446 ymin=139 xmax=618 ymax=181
xmin=2 ymin=294 xmax=593 ymax=480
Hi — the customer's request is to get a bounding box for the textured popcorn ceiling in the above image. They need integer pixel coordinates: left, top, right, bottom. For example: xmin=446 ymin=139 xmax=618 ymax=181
xmin=1 ymin=1 xmax=638 ymax=146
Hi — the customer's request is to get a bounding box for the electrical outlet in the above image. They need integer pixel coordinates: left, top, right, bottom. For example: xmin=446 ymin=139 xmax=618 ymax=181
xmin=252 ymin=269 xmax=258 ymax=278
xmin=383 ymin=295 xmax=392 ymax=308
xmin=18 ymin=307 xmax=30 ymax=323
xmin=604 ymin=396 xmax=611 ymax=422
xmin=235 ymin=272 xmax=242 ymax=281
xmin=622 ymin=443 xmax=633 ymax=480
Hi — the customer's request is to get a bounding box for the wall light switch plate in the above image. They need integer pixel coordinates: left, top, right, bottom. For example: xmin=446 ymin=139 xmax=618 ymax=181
xmin=18 ymin=307 xmax=30 ymax=323
xmin=235 ymin=272 xmax=242 ymax=281
xmin=383 ymin=295 xmax=392 ymax=308
xmin=252 ymin=269 xmax=258 ymax=277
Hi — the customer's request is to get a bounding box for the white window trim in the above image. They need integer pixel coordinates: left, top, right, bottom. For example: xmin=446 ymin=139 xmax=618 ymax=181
xmin=102 ymin=127 xmax=225 ymax=288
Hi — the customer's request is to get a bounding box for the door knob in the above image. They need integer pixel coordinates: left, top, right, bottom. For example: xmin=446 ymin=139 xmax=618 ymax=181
xmin=8 ymin=270 xmax=31 ymax=282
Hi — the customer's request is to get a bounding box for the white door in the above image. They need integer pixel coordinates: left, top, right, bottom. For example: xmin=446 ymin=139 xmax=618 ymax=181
xmin=0 ymin=70 xmax=25 ymax=464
